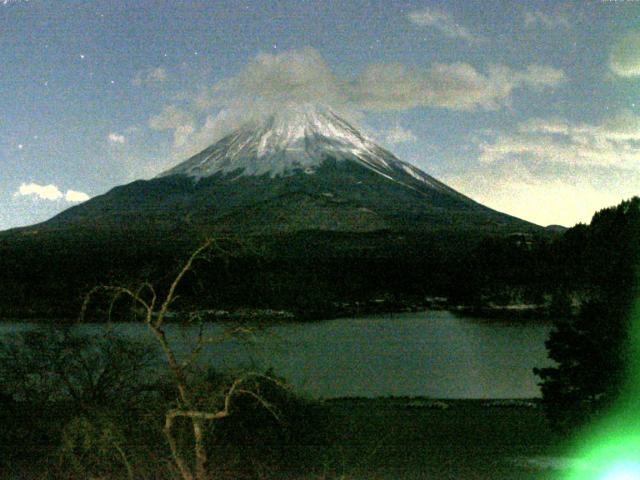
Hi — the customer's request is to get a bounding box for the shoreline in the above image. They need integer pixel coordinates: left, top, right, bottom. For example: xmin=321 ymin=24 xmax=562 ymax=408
xmin=0 ymin=299 xmax=564 ymax=324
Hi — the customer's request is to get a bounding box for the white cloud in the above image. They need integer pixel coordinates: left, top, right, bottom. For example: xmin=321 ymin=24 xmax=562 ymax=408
xmin=194 ymin=48 xmax=565 ymax=114
xmin=15 ymin=182 xmax=90 ymax=203
xmin=519 ymin=109 xmax=640 ymax=142
xmin=481 ymin=110 xmax=640 ymax=169
xmin=515 ymin=64 xmax=567 ymax=88
xmin=384 ymin=124 xmax=417 ymax=144
xmin=523 ymin=10 xmax=570 ymax=29
xmin=201 ymin=48 xmax=346 ymax=111
xmin=407 ymin=8 xmax=485 ymax=44
xmin=172 ymin=124 xmax=195 ymax=148
xmin=457 ymin=110 xmax=640 ymax=225
xmin=149 ymin=48 xmax=565 ymax=173
xmin=159 ymin=109 xmax=254 ymax=162
xmin=149 ymin=105 xmax=193 ymax=130
xmin=352 ymin=62 xmax=565 ymax=111
xmin=16 ymin=182 xmax=63 ymax=201
xmin=610 ymin=32 xmax=640 ymax=77
xmin=132 ymin=67 xmax=168 ymax=86
xmin=598 ymin=109 xmax=640 ymax=140
xmin=108 ymin=132 xmax=126 ymax=144
xmin=64 ymin=190 xmax=90 ymax=202
xmin=149 ymin=105 xmax=196 ymax=148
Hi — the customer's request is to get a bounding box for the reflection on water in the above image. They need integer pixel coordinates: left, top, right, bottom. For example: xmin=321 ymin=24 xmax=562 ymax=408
xmin=0 ymin=311 xmax=553 ymax=399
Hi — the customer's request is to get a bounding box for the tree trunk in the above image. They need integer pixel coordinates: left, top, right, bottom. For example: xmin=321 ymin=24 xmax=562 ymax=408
xmin=193 ymin=418 xmax=208 ymax=480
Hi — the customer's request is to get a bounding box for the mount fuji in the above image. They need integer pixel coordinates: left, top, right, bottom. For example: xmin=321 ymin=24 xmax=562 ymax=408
xmin=0 ymin=104 xmax=542 ymax=318
xmin=31 ymin=104 xmax=536 ymax=235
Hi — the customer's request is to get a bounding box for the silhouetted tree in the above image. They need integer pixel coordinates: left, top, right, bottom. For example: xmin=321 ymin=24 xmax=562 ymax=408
xmin=535 ymin=197 xmax=640 ymax=431
xmin=81 ymin=238 xmax=288 ymax=480
xmin=0 ymin=327 xmax=158 ymax=478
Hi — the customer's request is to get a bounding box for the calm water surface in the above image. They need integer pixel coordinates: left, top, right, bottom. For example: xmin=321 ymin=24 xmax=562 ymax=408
xmin=0 ymin=311 xmax=553 ymax=399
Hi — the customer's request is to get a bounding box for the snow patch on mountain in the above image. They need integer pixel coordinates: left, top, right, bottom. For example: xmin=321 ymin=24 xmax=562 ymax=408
xmin=158 ymin=104 xmax=455 ymax=196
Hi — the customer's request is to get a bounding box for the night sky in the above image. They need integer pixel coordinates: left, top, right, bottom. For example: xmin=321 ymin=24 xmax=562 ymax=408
xmin=1 ymin=0 xmax=638 ymax=229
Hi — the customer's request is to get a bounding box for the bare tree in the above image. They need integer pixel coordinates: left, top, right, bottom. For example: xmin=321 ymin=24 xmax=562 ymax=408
xmin=80 ymin=238 xmax=284 ymax=480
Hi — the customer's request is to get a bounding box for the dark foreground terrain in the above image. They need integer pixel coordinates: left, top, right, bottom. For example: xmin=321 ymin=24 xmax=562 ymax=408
xmin=1 ymin=398 xmax=566 ymax=480
xmin=273 ymin=398 xmax=565 ymax=480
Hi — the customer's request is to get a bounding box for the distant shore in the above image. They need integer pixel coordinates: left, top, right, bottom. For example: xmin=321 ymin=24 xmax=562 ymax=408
xmin=0 ymin=298 xmax=561 ymax=324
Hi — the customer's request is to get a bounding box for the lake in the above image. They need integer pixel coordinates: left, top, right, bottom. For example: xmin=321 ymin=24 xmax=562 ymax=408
xmin=0 ymin=311 xmax=554 ymax=399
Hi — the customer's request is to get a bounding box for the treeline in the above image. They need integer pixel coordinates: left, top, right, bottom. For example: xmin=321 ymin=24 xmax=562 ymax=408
xmin=0 ymin=327 xmax=325 ymax=479
xmin=450 ymin=196 xmax=640 ymax=315
xmin=0 ymin=197 xmax=638 ymax=320
xmin=534 ymin=197 xmax=640 ymax=431
xmin=0 ymin=228 xmax=483 ymax=320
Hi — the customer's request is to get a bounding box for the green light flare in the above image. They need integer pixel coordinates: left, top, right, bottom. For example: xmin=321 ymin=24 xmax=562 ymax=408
xmin=564 ymin=295 xmax=640 ymax=480
xmin=601 ymin=461 xmax=640 ymax=480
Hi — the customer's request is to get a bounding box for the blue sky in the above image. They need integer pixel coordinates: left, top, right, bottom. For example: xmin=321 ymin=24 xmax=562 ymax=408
xmin=1 ymin=0 xmax=639 ymax=229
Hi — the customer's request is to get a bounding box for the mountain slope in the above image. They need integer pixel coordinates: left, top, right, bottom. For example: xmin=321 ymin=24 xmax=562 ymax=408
xmin=0 ymin=105 xmax=543 ymax=319
xmin=30 ymin=105 xmax=536 ymax=236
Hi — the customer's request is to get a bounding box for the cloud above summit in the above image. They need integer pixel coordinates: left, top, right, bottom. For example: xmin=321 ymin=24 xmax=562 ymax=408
xmin=195 ymin=48 xmax=566 ymax=114
xmin=151 ymin=47 xmax=565 ymax=162
xmin=149 ymin=47 xmax=567 ymax=164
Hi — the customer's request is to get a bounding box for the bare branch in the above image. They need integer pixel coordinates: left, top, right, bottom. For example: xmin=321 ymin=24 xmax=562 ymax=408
xmin=235 ymin=388 xmax=282 ymax=422
xmin=148 ymin=325 xmax=192 ymax=406
xmin=164 ymin=412 xmax=194 ymax=480
xmin=166 ymin=408 xmax=229 ymax=422
xmin=155 ymin=238 xmax=214 ymax=328
xmin=78 ymin=237 xmax=277 ymax=480
xmin=220 ymin=371 xmax=289 ymax=423
xmin=79 ymin=285 xmax=151 ymax=323
xmin=181 ymin=321 xmax=205 ymax=369
xmin=136 ymin=281 xmax=157 ymax=312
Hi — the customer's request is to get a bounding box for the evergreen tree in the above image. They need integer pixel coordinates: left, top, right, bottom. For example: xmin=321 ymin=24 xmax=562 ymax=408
xmin=534 ymin=197 xmax=640 ymax=431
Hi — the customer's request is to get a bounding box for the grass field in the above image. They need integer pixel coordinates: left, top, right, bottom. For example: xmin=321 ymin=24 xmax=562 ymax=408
xmin=206 ymin=398 xmax=569 ymax=480
xmin=1 ymin=397 xmax=572 ymax=479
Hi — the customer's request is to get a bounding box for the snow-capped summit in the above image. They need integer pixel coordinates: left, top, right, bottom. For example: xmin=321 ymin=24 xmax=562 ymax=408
xmin=158 ymin=104 xmax=450 ymax=193
xmin=29 ymin=103 xmax=538 ymax=238
xmin=159 ymin=104 xmax=392 ymax=178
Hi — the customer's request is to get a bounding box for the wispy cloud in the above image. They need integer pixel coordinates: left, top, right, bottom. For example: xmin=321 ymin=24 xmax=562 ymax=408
xmin=407 ymin=7 xmax=485 ymax=44
xmin=452 ymin=110 xmax=640 ymax=226
xmin=107 ymin=132 xmax=126 ymax=144
xmin=609 ymin=31 xmax=640 ymax=77
xmin=523 ymin=10 xmax=570 ymax=29
xmin=148 ymin=105 xmax=196 ymax=148
xmin=15 ymin=182 xmax=90 ymax=202
xmin=449 ymin=167 xmax=630 ymax=227
xmin=132 ymin=66 xmax=168 ymax=86
xmin=479 ymin=110 xmax=640 ymax=168
xmin=351 ymin=62 xmax=565 ymax=111
xmin=383 ymin=124 xmax=416 ymax=145
xmin=148 ymin=105 xmax=194 ymax=130
xmin=193 ymin=48 xmax=565 ymax=113
xmin=151 ymin=48 xmax=566 ymax=162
